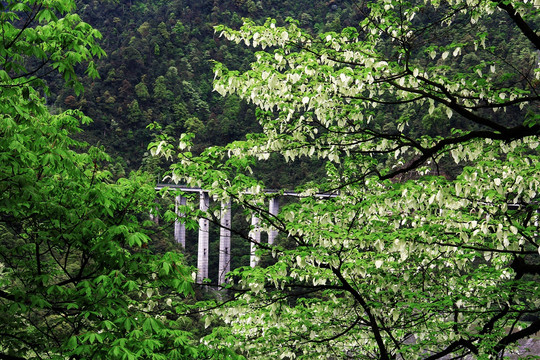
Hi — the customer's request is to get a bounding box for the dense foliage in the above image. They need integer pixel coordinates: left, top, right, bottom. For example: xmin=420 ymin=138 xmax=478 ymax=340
xmin=152 ymin=0 xmax=540 ymax=358
xmin=0 ymin=1 xmax=233 ymax=359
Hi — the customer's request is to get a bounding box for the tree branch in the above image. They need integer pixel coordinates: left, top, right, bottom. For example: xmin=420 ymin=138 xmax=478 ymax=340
xmin=497 ymin=1 xmax=540 ymax=50
xmin=0 ymin=353 xmax=27 ymax=360
xmin=381 ymin=124 xmax=540 ymax=180
xmin=493 ymin=319 xmax=540 ymax=355
xmin=331 ymin=266 xmax=391 ymax=360
xmin=423 ymin=338 xmax=474 ymax=360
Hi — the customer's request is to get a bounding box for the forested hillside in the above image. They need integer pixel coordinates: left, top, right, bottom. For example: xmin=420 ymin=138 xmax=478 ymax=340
xmin=54 ymin=0 xmax=355 ymax=174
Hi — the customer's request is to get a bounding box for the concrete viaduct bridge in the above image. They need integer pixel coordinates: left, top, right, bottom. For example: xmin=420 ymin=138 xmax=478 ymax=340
xmin=155 ymin=184 xmax=337 ymax=285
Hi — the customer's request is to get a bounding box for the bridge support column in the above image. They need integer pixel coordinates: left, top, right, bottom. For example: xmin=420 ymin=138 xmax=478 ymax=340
xmin=149 ymin=200 xmax=159 ymax=225
xmin=250 ymin=216 xmax=260 ymax=267
xmin=268 ymin=197 xmax=279 ymax=245
xmin=197 ymin=191 xmax=210 ymax=283
xmin=174 ymin=196 xmax=187 ymax=248
xmin=218 ymin=201 xmax=231 ymax=285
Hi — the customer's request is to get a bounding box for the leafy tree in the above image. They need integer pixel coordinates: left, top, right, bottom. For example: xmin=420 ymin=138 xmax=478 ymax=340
xmin=0 ymin=1 xmax=232 ymax=359
xmin=128 ymin=99 xmax=145 ymax=124
xmin=154 ymin=75 xmax=174 ymax=102
xmin=135 ymin=81 xmax=151 ymax=100
xmin=154 ymin=0 xmax=540 ymax=359
xmin=173 ymin=20 xmax=186 ymax=35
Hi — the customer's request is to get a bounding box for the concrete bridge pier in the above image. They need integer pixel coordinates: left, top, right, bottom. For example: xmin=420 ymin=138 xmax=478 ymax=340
xmin=149 ymin=199 xmax=160 ymax=225
xmin=197 ymin=191 xmax=210 ymax=283
xmin=250 ymin=215 xmax=261 ymax=267
xmin=218 ymin=201 xmax=232 ymax=285
xmin=174 ymin=196 xmax=187 ymax=248
xmin=268 ymin=197 xmax=279 ymax=245
xmin=250 ymin=197 xmax=279 ymax=266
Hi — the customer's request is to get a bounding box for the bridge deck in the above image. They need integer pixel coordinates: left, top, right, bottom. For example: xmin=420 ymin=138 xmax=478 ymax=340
xmin=155 ymin=184 xmax=339 ymax=198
